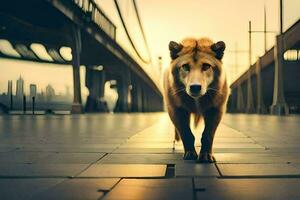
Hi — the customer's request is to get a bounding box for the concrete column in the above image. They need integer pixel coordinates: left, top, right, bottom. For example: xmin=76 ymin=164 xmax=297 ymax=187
xmin=131 ymin=78 xmax=143 ymax=112
xmin=156 ymin=95 xmax=163 ymax=111
xmin=228 ymin=89 xmax=237 ymax=113
xmin=114 ymin=70 xmax=130 ymax=112
xmin=136 ymin=82 xmax=143 ymax=112
xmin=85 ymin=67 xmax=107 ymax=112
xmin=256 ymin=58 xmax=267 ymax=114
xmin=246 ymin=70 xmax=255 ymax=113
xmin=270 ymin=35 xmax=289 ymax=115
xmin=237 ymin=84 xmax=245 ymax=112
xmin=142 ymin=85 xmax=148 ymax=112
xmin=71 ymin=25 xmax=83 ymax=114
xmin=246 ymin=21 xmax=255 ymax=113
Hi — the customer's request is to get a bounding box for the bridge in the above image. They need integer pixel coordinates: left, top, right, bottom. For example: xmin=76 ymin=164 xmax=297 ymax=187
xmin=0 ymin=0 xmax=163 ymax=114
xmin=1 ymin=1 xmax=300 ymax=199
xmin=228 ymin=19 xmax=300 ymax=115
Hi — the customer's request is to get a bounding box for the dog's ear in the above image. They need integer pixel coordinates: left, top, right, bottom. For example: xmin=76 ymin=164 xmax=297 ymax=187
xmin=169 ymin=41 xmax=183 ymax=60
xmin=211 ymin=41 xmax=226 ymax=60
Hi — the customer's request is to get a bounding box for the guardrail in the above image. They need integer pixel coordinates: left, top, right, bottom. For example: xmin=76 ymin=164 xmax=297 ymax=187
xmin=72 ymin=0 xmax=116 ymax=39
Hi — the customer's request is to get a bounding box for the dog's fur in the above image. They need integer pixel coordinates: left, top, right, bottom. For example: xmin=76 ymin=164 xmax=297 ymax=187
xmin=163 ymin=38 xmax=229 ymax=163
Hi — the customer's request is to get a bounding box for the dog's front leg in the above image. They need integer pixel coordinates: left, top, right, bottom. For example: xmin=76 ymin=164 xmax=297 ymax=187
xmin=168 ymin=107 xmax=197 ymax=160
xmin=198 ymin=108 xmax=223 ymax=163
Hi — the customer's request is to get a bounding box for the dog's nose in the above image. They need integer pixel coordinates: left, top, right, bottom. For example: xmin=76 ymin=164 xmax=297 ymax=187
xmin=189 ymin=84 xmax=201 ymax=94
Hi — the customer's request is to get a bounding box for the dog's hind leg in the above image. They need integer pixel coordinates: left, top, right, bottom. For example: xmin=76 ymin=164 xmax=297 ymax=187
xmin=168 ymin=108 xmax=197 ymax=160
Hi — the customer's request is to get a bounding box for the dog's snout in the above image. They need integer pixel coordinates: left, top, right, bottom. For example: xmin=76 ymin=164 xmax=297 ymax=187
xmin=189 ymin=84 xmax=201 ymax=94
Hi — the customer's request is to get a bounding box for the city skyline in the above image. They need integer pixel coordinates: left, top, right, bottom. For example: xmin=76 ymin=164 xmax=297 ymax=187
xmin=2 ymin=76 xmax=72 ymax=98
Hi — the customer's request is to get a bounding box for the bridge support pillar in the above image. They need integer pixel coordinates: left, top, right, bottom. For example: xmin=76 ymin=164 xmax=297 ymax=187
xmin=142 ymin=85 xmax=149 ymax=112
xmin=114 ymin=69 xmax=130 ymax=112
xmin=256 ymin=58 xmax=267 ymax=114
xmin=131 ymin=78 xmax=143 ymax=112
xmin=246 ymin=70 xmax=255 ymax=113
xmin=237 ymin=84 xmax=245 ymax=112
xmin=270 ymin=35 xmax=289 ymax=115
xmin=85 ymin=67 xmax=108 ymax=112
xmin=228 ymin=89 xmax=237 ymax=113
xmin=71 ymin=26 xmax=83 ymax=114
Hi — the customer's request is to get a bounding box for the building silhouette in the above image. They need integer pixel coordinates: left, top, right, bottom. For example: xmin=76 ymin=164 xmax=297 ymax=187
xmin=45 ymin=84 xmax=55 ymax=101
xmin=16 ymin=76 xmax=24 ymax=99
xmin=7 ymin=80 xmax=12 ymax=97
xmin=0 ymin=76 xmax=73 ymax=111
xmin=29 ymin=84 xmax=37 ymax=98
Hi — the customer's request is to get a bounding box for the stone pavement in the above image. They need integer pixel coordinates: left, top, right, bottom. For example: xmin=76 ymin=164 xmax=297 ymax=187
xmin=0 ymin=113 xmax=300 ymax=199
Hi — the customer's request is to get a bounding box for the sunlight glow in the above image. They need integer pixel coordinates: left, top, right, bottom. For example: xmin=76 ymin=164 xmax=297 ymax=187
xmin=59 ymin=46 xmax=72 ymax=61
xmin=0 ymin=39 xmax=21 ymax=58
xmin=284 ymin=50 xmax=299 ymax=61
xmin=30 ymin=43 xmax=53 ymax=61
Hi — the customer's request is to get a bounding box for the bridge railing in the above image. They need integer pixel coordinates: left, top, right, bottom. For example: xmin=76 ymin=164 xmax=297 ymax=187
xmin=72 ymin=0 xmax=116 ymax=39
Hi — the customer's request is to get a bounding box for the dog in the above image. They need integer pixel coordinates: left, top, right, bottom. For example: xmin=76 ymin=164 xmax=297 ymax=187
xmin=163 ymin=38 xmax=229 ymax=163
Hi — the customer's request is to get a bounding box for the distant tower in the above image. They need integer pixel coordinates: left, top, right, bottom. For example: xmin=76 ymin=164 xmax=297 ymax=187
xmin=45 ymin=84 xmax=55 ymax=101
xmin=16 ymin=76 xmax=24 ymax=99
xmin=38 ymin=89 xmax=45 ymax=101
xmin=7 ymin=80 xmax=12 ymax=97
xmin=29 ymin=84 xmax=37 ymax=98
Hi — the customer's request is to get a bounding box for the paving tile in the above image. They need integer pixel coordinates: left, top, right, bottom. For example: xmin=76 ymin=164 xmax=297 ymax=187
xmin=291 ymin=164 xmax=300 ymax=171
xmin=0 ymin=152 xmax=51 ymax=164
xmin=214 ymin=153 xmax=285 ymax=164
xmin=113 ymin=148 xmax=175 ymax=154
xmin=0 ymin=147 xmax=16 ymax=152
xmin=212 ymin=143 xmax=264 ymax=149
xmin=32 ymin=178 xmax=120 ymax=200
xmin=120 ymin=143 xmax=174 ymax=148
xmin=214 ymin=137 xmax=255 ymax=143
xmin=195 ymin=178 xmax=300 ymax=200
xmin=98 ymin=153 xmax=182 ymax=164
xmin=213 ymin=148 xmax=269 ymax=153
xmin=17 ymin=146 xmax=114 ymax=153
xmin=0 ymin=178 xmax=64 ymax=200
xmin=127 ymin=138 xmax=174 ymax=142
xmin=44 ymin=138 xmax=125 ymax=144
xmin=103 ymin=178 xmax=193 ymax=200
xmin=275 ymin=152 xmax=300 ymax=163
xmin=217 ymin=163 xmax=300 ymax=177
xmin=268 ymin=147 xmax=300 ymax=153
xmin=0 ymin=164 xmax=88 ymax=177
xmin=37 ymin=152 xmax=106 ymax=164
xmin=175 ymin=163 xmax=219 ymax=177
xmin=79 ymin=164 xmax=166 ymax=178
xmin=215 ymin=125 xmax=247 ymax=138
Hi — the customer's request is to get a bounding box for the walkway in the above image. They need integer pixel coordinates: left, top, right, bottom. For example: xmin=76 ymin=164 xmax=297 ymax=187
xmin=0 ymin=113 xmax=300 ymax=199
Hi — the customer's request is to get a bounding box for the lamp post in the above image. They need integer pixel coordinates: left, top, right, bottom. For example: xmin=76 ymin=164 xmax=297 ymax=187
xmin=270 ymin=0 xmax=289 ymax=115
xmin=246 ymin=5 xmax=276 ymax=113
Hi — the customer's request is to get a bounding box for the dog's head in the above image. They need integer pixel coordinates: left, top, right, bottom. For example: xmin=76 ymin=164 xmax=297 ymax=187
xmin=169 ymin=38 xmax=225 ymax=98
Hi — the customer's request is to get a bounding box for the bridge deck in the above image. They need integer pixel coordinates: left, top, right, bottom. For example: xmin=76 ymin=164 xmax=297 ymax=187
xmin=0 ymin=113 xmax=300 ymax=199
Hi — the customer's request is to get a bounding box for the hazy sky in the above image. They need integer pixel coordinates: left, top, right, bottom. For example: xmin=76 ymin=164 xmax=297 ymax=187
xmin=98 ymin=0 xmax=300 ymax=81
xmin=136 ymin=0 xmax=299 ymax=82
xmin=0 ymin=0 xmax=299 ymax=94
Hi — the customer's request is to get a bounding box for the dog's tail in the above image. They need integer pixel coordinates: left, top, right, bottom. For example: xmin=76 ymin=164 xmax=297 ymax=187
xmin=174 ymin=114 xmax=201 ymax=142
xmin=174 ymin=129 xmax=180 ymax=141
xmin=193 ymin=114 xmax=202 ymax=129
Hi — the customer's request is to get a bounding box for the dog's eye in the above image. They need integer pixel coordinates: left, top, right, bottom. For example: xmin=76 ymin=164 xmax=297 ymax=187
xmin=202 ymin=63 xmax=211 ymax=71
xmin=181 ymin=64 xmax=190 ymax=72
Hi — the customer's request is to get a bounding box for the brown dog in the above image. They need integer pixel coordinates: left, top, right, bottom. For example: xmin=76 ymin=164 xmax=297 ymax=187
xmin=163 ymin=38 xmax=228 ymax=163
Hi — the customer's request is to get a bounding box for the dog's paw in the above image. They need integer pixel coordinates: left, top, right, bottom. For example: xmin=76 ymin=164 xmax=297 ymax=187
xmin=197 ymin=152 xmax=215 ymax=163
xmin=183 ymin=150 xmax=198 ymax=160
